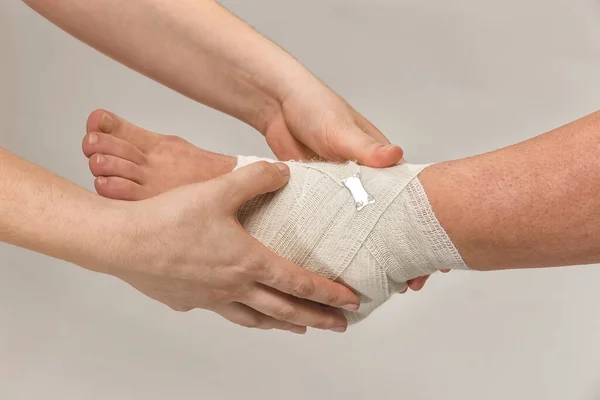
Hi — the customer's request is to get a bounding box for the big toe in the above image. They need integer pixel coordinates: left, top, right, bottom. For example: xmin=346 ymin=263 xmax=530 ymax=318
xmin=86 ymin=109 xmax=116 ymax=134
xmin=86 ymin=109 xmax=156 ymax=152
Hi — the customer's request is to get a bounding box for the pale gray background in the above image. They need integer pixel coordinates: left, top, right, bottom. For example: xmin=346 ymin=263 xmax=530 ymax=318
xmin=2 ymin=1 xmax=600 ymax=399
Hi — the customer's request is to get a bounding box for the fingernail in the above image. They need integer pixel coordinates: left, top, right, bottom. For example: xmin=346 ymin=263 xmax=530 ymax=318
xmin=96 ymin=154 xmax=105 ymax=165
xmin=274 ymin=162 xmax=290 ymax=176
xmin=88 ymin=133 xmax=98 ymax=144
xmin=342 ymin=303 xmax=360 ymax=311
xmin=330 ymin=326 xmax=347 ymax=333
xmin=99 ymin=112 xmax=115 ymax=133
xmin=289 ymin=326 xmax=306 ymax=335
xmin=96 ymin=177 xmax=106 ymax=185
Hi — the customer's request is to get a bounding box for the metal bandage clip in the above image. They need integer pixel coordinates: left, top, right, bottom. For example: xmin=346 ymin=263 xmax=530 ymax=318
xmin=342 ymin=173 xmax=375 ymax=211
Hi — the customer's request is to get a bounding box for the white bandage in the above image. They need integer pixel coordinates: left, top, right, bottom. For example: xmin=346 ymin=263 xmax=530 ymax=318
xmin=235 ymin=156 xmax=468 ymax=324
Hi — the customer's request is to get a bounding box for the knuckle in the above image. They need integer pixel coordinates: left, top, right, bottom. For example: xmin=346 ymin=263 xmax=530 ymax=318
xmin=290 ymin=276 xmax=315 ymax=298
xmin=240 ymin=257 xmax=265 ymax=278
xmin=324 ymin=290 xmax=341 ymax=306
xmin=223 ymin=179 xmax=240 ymax=200
xmin=255 ymin=162 xmax=279 ymax=184
xmin=255 ymin=161 xmax=272 ymax=174
xmin=273 ymin=305 xmax=297 ymax=321
xmin=321 ymin=113 xmax=347 ymax=152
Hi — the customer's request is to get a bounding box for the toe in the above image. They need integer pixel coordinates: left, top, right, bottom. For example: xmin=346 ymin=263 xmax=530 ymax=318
xmin=95 ymin=176 xmax=152 ymax=201
xmin=86 ymin=109 xmax=106 ymax=134
xmin=87 ymin=109 xmax=124 ymax=137
xmin=89 ymin=154 xmax=145 ymax=184
xmin=87 ymin=109 xmax=156 ymax=152
xmin=82 ymin=132 xmax=146 ymax=165
xmin=87 ymin=109 xmax=117 ymax=135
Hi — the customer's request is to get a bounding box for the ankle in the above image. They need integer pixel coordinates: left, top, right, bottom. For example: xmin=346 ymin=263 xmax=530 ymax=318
xmin=418 ymin=161 xmax=479 ymax=270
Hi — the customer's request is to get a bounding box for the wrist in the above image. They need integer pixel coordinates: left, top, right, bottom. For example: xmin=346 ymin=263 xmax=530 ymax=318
xmin=66 ymin=196 xmax=135 ymax=275
xmin=247 ymin=68 xmax=320 ymax=135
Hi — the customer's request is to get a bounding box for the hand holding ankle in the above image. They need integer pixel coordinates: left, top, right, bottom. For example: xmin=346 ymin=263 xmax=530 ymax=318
xmin=98 ymin=161 xmax=359 ymax=333
xmin=261 ymin=78 xmax=404 ymax=168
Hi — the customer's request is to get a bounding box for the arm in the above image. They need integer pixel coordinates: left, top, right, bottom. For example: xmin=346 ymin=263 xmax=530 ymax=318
xmin=23 ymin=0 xmax=299 ymax=132
xmin=0 ymin=147 xmax=121 ymax=269
xmin=422 ymin=110 xmax=600 ymax=271
xmin=22 ymin=0 xmax=403 ymax=167
xmin=23 ymin=0 xmax=428 ymax=290
xmin=0 ymin=147 xmax=359 ymax=332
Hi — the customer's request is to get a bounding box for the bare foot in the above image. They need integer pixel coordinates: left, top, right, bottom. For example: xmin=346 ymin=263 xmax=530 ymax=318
xmin=82 ymin=110 xmax=236 ymax=200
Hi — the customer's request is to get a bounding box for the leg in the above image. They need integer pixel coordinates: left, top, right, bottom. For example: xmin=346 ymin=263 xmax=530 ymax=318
xmin=421 ymin=110 xmax=600 ymax=271
xmin=84 ymin=109 xmax=600 ymax=321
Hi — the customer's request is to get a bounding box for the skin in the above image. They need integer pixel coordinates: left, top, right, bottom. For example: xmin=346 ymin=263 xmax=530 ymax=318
xmin=6 ymin=0 xmax=458 ymax=335
xmin=421 ymin=109 xmax=600 ymax=271
xmin=1 ymin=147 xmax=362 ymax=333
xmin=22 ymin=0 xmax=403 ymax=166
xmin=15 ymin=0 xmax=432 ymax=308
xmin=84 ymin=109 xmax=600 ymax=272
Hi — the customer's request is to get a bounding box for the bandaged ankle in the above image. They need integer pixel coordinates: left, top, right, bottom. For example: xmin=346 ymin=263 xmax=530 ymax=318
xmin=235 ymin=156 xmax=468 ymax=324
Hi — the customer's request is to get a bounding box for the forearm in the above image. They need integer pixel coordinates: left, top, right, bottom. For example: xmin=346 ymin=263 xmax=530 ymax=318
xmin=23 ymin=0 xmax=312 ymax=131
xmin=421 ymin=111 xmax=600 ymax=271
xmin=0 ymin=147 xmax=124 ymax=271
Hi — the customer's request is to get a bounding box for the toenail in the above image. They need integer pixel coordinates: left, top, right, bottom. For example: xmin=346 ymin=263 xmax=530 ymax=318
xmin=99 ymin=113 xmax=115 ymax=133
xmin=88 ymin=133 xmax=98 ymax=144
xmin=96 ymin=177 xmax=106 ymax=185
xmin=96 ymin=154 xmax=105 ymax=165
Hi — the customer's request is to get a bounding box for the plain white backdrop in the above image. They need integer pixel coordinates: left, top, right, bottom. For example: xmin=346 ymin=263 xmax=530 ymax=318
xmin=2 ymin=1 xmax=600 ymax=399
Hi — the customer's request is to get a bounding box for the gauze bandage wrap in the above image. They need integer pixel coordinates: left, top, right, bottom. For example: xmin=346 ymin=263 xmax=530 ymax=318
xmin=235 ymin=157 xmax=468 ymax=324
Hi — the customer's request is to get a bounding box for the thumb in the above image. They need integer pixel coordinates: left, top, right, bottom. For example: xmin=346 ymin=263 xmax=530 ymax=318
xmin=331 ymin=126 xmax=403 ymax=168
xmin=216 ymin=161 xmax=291 ymax=211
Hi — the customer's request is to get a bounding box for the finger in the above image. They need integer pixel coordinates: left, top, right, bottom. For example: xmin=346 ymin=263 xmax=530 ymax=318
xmin=254 ymin=248 xmax=360 ymax=310
xmin=353 ymin=114 xmax=407 ymax=165
xmin=407 ymin=275 xmax=430 ymax=291
xmin=352 ymin=111 xmax=391 ymax=145
xmin=329 ymin=125 xmax=403 ymax=168
xmin=264 ymin=117 xmax=320 ymax=161
xmin=441 ymin=269 xmax=451 ymax=273
xmin=397 ymin=283 xmax=409 ymax=294
xmin=217 ymin=303 xmax=307 ymax=334
xmin=244 ymin=285 xmax=348 ymax=332
xmin=215 ymin=161 xmax=291 ymax=211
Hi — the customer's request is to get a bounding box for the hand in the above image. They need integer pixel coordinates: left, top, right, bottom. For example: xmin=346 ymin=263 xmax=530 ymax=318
xmin=102 ymin=161 xmax=360 ymax=334
xmin=263 ymin=80 xmax=404 ymax=168
xmin=260 ymin=79 xmax=440 ymax=291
